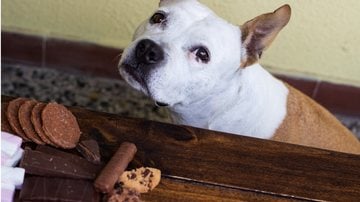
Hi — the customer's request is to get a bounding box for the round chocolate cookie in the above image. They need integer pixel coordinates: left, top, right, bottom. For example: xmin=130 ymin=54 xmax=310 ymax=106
xmin=41 ymin=102 xmax=81 ymax=149
xmin=1 ymin=103 xmax=14 ymax=133
xmin=6 ymin=98 xmax=30 ymax=141
xmin=31 ymin=102 xmax=57 ymax=146
xmin=19 ymin=100 xmax=45 ymax=145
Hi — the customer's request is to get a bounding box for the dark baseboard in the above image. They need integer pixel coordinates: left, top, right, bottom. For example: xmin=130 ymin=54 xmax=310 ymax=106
xmin=2 ymin=31 xmax=359 ymax=116
xmin=1 ymin=31 xmax=122 ymax=79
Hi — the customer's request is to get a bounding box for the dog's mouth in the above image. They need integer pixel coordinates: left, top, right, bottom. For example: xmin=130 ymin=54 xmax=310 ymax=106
xmin=121 ymin=63 xmax=170 ymax=107
xmin=155 ymin=101 xmax=169 ymax=107
xmin=122 ymin=63 xmax=146 ymax=86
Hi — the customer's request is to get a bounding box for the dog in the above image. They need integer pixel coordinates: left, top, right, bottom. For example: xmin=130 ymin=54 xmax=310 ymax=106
xmin=119 ymin=0 xmax=360 ymax=154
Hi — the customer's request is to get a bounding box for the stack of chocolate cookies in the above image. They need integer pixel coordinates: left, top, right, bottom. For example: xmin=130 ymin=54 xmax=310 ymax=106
xmin=3 ymin=98 xmax=81 ymax=149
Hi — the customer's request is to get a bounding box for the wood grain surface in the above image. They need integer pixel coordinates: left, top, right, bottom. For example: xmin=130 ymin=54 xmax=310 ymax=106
xmin=142 ymin=177 xmax=305 ymax=202
xmin=2 ymin=96 xmax=360 ymax=201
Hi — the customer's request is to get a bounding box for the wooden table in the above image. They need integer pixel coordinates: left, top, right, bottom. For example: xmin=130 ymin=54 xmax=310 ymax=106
xmin=3 ymin=96 xmax=360 ymax=201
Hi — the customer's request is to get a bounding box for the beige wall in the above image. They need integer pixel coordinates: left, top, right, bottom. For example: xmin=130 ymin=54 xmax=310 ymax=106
xmin=2 ymin=0 xmax=360 ymax=86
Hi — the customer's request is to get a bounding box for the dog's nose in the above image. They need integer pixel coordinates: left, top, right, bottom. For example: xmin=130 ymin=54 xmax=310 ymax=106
xmin=135 ymin=39 xmax=164 ymax=64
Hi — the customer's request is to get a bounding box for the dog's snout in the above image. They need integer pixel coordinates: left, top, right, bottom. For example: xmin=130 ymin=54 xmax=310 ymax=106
xmin=135 ymin=39 xmax=164 ymax=64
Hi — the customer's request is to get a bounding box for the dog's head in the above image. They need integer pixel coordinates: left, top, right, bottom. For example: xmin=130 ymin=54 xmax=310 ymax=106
xmin=119 ymin=0 xmax=291 ymax=107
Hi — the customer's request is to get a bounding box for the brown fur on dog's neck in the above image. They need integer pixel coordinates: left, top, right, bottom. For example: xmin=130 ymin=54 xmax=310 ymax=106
xmin=272 ymin=83 xmax=360 ymax=154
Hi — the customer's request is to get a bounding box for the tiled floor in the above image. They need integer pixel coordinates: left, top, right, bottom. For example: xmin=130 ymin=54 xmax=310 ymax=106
xmin=1 ymin=64 xmax=170 ymax=122
xmin=2 ymin=64 xmax=360 ymax=139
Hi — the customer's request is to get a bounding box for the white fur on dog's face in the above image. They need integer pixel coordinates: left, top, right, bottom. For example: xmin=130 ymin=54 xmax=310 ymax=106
xmin=119 ymin=0 xmax=242 ymax=107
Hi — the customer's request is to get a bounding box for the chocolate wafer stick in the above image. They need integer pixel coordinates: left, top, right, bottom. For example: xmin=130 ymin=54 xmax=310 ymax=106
xmin=94 ymin=142 xmax=137 ymax=193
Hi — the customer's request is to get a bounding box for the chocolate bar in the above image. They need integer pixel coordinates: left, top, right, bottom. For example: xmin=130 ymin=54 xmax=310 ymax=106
xmin=94 ymin=142 xmax=137 ymax=193
xmin=35 ymin=144 xmax=96 ymax=164
xmin=20 ymin=148 xmax=102 ymax=180
xmin=36 ymin=145 xmax=104 ymax=167
xmin=20 ymin=176 xmax=100 ymax=202
xmin=76 ymin=139 xmax=101 ymax=164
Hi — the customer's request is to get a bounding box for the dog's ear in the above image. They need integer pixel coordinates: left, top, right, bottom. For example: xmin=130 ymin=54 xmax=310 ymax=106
xmin=240 ymin=5 xmax=291 ymax=68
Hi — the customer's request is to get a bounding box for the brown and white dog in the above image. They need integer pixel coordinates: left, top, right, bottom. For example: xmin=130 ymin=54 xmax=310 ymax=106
xmin=119 ymin=0 xmax=360 ymax=154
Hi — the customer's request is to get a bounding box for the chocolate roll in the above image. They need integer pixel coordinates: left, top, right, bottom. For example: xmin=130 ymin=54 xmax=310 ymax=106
xmin=94 ymin=142 xmax=137 ymax=193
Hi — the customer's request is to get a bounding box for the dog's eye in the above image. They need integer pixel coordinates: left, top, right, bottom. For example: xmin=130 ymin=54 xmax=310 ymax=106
xmin=193 ymin=47 xmax=210 ymax=63
xmin=150 ymin=12 xmax=166 ymax=24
